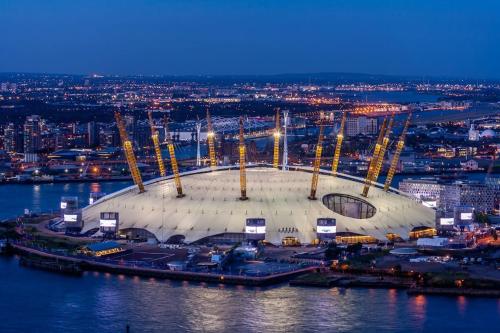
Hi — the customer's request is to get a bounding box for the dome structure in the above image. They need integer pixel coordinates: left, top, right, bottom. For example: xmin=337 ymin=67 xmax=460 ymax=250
xmin=480 ymin=129 xmax=496 ymax=138
xmin=82 ymin=166 xmax=435 ymax=244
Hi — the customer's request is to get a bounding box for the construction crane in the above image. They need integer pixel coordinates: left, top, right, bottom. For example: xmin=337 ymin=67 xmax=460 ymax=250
xmin=206 ymin=109 xmax=217 ymax=169
xmin=115 ymin=111 xmax=145 ymax=193
xmin=309 ymin=121 xmax=325 ymax=200
xmin=362 ymin=115 xmax=394 ymax=197
xmin=147 ymin=111 xmax=166 ymax=177
xmin=384 ymin=114 xmax=412 ymax=191
xmin=239 ymin=116 xmax=248 ymax=200
xmin=272 ymin=108 xmax=281 ymax=168
xmin=331 ymin=111 xmax=347 ymax=176
xmin=164 ymin=116 xmax=185 ymax=198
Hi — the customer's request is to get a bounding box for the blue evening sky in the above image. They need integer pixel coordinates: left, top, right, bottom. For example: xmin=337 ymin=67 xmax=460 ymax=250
xmin=0 ymin=0 xmax=499 ymax=78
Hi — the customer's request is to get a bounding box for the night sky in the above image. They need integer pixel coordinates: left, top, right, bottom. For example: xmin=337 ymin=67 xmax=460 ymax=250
xmin=0 ymin=0 xmax=499 ymax=78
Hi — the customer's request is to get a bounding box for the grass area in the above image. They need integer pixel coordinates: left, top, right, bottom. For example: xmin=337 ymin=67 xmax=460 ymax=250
xmin=28 ymin=234 xmax=88 ymax=252
xmin=425 ymin=271 xmax=500 ymax=289
xmin=21 ymin=214 xmax=56 ymax=225
xmin=291 ymin=272 xmax=331 ymax=285
xmin=345 ymin=250 xmax=390 ymax=269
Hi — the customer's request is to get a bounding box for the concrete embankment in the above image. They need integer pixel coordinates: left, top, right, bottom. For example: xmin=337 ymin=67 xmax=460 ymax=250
xmin=11 ymin=244 xmax=316 ymax=286
xmin=290 ymin=272 xmax=412 ymax=289
xmin=407 ymin=287 xmax=500 ymax=298
xmin=289 ymin=272 xmax=500 ymax=298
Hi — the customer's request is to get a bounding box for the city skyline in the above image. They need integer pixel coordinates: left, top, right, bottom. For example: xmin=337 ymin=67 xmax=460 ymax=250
xmin=1 ymin=0 xmax=499 ymax=79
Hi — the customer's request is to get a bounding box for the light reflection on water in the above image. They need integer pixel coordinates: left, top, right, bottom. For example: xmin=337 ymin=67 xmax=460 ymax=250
xmin=1 ymin=257 xmax=500 ymax=333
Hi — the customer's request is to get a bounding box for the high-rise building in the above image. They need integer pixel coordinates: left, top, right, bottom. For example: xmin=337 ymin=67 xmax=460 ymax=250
xmin=123 ymin=115 xmax=135 ymax=141
xmin=3 ymin=123 xmax=18 ymax=152
xmin=87 ymin=121 xmax=99 ymax=147
xmin=23 ymin=115 xmax=42 ymax=162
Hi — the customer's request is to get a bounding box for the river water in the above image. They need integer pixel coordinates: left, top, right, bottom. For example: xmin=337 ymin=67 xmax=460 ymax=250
xmin=0 ymin=256 xmax=499 ymax=333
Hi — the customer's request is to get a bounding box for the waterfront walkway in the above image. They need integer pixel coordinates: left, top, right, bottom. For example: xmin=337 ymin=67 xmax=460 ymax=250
xmin=11 ymin=243 xmax=318 ymax=286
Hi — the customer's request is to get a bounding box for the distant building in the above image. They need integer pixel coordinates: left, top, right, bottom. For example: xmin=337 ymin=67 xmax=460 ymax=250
xmin=460 ymin=159 xmax=479 ymax=171
xmin=399 ymin=178 xmax=442 ymax=201
xmin=23 ymin=115 xmax=42 ymax=162
xmin=485 ymin=174 xmax=500 ymax=215
xmin=400 ymin=178 xmax=495 ymax=214
xmin=3 ymin=123 xmax=20 ymax=152
xmin=346 ymin=117 xmax=378 ymax=136
xmin=100 ymin=129 xmax=120 ymax=147
xmin=134 ymin=123 xmax=151 ymax=149
xmin=468 ymin=124 xmax=480 ymax=141
xmin=123 ymin=115 xmax=135 ymax=140
xmin=87 ymin=121 xmax=99 ymax=147
xmin=480 ymin=129 xmax=496 ymax=139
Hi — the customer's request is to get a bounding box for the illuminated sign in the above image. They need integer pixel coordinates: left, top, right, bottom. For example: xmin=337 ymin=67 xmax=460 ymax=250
xmin=89 ymin=198 xmax=95 ymax=205
xmin=317 ymin=218 xmax=336 ymax=240
xmin=64 ymin=214 xmax=78 ymax=222
xmin=422 ymin=200 xmax=437 ymax=208
xmin=60 ymin=202 xmax=67 ymax=209
xmin=317 ymin=226 xmax=337 ymax=234
xmin=460 ymin=213 xmax=473 ymax=220
xmin=99 ymin=219 xmax=117 ymax=228
xmin=440 ymin=218 xmax=455 ymax=226
xmin=245 ymin=226 xmax=266 ymax=234
xmin=245 ymin=218 xmax=266 ymax=240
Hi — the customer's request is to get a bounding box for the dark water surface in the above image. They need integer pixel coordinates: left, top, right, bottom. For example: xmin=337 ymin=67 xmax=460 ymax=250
xmin=0 ymin=256 xmax=499 ymax=333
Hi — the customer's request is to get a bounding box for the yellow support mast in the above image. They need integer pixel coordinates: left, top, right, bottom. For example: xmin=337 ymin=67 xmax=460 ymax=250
xmin=114 ymin=111 xmax=145 ymax=193
xmin=239 ymin=116 xmax=248 ymax=200
xmin=272 ymin=108 xmax=281 ymax=168
xmin=384 ymin=113 xmax=412 ymax=191
xmin=371 ymin=116 xmax=394 ymax=183
xmin=164 ymin=116 xmax=185 ymax=198
xmin=361 ymin=117 xmax=388 ymax=197
xmin=309 ymin=121 xmax=325 ymax=200
xmin=362 ymin=115 xmax=394 ymax=197
xmin=147 ymin=111 xmax=166 ymax=177
xmin=206 ymin=109 xmax=217 ymax=169
xmin=331 ymin=111 xmax=347 ymax=176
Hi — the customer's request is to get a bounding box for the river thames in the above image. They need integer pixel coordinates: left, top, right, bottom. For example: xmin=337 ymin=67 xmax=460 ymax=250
xmin=1 ymin=255 xmax=500 ymax=333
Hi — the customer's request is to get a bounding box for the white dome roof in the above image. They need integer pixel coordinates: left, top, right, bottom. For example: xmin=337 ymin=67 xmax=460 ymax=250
xmin=82 ymin=166 xmax=435 ymax=244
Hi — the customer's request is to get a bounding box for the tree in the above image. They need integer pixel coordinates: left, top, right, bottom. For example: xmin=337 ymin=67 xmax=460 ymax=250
xmin=324 ymin=243 xmax=341 ymax=260
xmin=346 ymin=242 xmax=362 ymax=254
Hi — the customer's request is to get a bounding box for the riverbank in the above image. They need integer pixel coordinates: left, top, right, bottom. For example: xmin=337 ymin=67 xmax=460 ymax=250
xmin=10 ymin=243 xmax=317 ymax=287
xmin=407 ymin=287 xmax=500 ymax=298
xmin=289 ymin=271 xmax=500 ymax=297
xmin=10 ymin=242 xmax=500 ymax=296
xmin=0 ymin=176 xmax=137 ymax=185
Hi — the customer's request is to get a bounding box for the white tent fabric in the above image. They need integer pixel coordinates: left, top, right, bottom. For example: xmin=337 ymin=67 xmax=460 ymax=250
xmin=82 ymin=167 xmax=435 ymax=244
